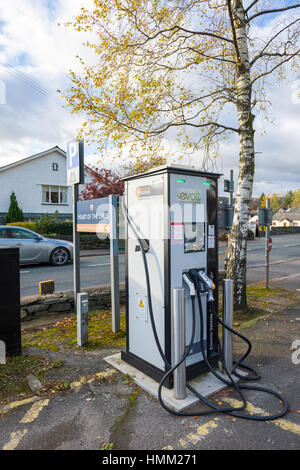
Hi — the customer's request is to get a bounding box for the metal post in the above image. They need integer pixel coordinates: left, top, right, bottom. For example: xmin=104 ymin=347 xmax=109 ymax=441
xmin=222 ymin=279 xmax=233 ymax=374
xmin=77 ymin=292 xmax=88 ymax=346
xmin=72 ymin=184 xmax=80 ymax=313
xmin=265 ymin=198 xmax=270 ymax=289
xmin=173 ymin=288 xmax=186 ymax=400
xmin=109 ymin=195 xmax=120 ymax=332
xmin=229 ymin=169 xmax=234 ymax=208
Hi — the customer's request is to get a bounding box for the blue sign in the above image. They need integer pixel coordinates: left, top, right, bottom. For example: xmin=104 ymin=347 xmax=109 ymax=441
xmin=77 ymin=197 xmax=110 ymax=233
xmin=67 ymin=139 xmax=84 ymax=185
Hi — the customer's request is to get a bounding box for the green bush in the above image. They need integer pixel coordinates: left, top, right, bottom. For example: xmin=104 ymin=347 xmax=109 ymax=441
xmin=247 ymin=228 xmax=255 ymax=240
xmin=5 ymin=192 xmax=24 ymax=223
xmin=6 ymin=222 xmax=37 ymax=231
xmin=35 ymin=213 xmax=73 ymax=236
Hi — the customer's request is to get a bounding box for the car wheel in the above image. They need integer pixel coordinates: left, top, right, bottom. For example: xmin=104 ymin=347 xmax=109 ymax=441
xmin=50 ymin=247 xmax=70 ymax=266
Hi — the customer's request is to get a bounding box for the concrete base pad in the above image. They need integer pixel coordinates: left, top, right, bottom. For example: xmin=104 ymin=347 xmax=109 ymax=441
xmin=104 ymin=352 xmax=240 ymax=412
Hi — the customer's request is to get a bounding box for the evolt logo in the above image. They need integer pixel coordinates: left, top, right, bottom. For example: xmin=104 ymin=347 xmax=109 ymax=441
xmin=291 ymin=340 xmax=300 ymax=365
xmin=0 ymin=340 xmax=6 ymax=364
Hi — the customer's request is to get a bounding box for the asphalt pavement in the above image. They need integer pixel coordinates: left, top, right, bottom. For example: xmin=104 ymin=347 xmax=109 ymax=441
xmin=1 ymin=299 xmax=299 ymax=450
xmin=20 ymin=233 xmax=300 ymax=297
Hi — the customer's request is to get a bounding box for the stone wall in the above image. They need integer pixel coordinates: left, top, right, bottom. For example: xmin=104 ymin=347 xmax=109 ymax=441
xmin=21 ymin=284 xmax=126 ymax=321
xmin=21 ymin=272 xmax=226 ymax=322
xmin=257 ymin=226 xmax=300 ymax=237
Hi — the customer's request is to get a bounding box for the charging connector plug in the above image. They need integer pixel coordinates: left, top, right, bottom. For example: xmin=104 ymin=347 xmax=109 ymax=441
xmin=183 ymin=273 xmax=196 ymax=297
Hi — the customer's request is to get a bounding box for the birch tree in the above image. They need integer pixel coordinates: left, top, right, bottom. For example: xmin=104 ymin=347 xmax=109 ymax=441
xmin=61 ymin=0 xmax=300 ymax=310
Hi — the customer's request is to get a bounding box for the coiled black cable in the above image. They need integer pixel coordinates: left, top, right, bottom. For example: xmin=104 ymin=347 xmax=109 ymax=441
xmin=122 ymin=198 xmax=289 ymax=420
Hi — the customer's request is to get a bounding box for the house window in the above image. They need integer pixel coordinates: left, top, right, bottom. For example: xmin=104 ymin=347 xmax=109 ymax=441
xmin=42 ymin=185 xmax=68 ymax=204
xmin=60 ymin=187 xmax=67 ymax=204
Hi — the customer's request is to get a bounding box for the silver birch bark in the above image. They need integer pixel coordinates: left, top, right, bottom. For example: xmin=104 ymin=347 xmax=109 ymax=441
xmin=226 ymin=0 xmax=255 ymax=310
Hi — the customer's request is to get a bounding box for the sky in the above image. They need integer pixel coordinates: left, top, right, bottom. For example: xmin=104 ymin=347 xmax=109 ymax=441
xmin=0 ymin=0 xmax=299 ymax=198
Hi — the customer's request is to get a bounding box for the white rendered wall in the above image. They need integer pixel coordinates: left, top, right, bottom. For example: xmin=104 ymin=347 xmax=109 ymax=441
xmin=0 ymin=150 xmax=72 ymax=215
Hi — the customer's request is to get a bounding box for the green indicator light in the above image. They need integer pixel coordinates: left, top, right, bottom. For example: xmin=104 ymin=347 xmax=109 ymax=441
xmin=177 ymin=179 xmax=186 ymax=183
xmin=203 ymin=182 xmax=211 ymax=186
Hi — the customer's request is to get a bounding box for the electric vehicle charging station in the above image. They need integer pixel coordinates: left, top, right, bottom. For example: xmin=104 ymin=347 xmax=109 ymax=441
xmin=105 ymin=163 xmax=288 ymax=421
xmin=121 ymin=164 xmax=221 ymax=388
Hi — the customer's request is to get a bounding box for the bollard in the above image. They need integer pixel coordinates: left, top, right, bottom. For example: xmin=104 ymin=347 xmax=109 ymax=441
xmin=77 ymin=292 xmax=89 ymax=347
xmin=222 ymin=279 xmax=233 ymax=374
xmin=173 ymin=287 xmax=186 ymax=400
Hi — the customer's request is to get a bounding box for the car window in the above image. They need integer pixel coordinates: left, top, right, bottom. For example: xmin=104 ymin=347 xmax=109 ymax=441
xmin=9 ymin=229 xmax=37 ymax=240
xmin=0 ymin=228 xmax=8 ymax=239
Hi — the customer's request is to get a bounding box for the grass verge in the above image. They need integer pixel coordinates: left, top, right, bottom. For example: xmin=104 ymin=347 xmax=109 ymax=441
xmin=229 ymin=283 xmax=298 ymax=327
xmin=22 ymin=310 xmax=126 ymax=352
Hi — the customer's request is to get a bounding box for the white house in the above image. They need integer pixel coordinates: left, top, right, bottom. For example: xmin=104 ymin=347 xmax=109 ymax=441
xmin=272 ymin=207 xmax=300 ymax=227
xmin=0 ymin=146 xmax=91 ymax=223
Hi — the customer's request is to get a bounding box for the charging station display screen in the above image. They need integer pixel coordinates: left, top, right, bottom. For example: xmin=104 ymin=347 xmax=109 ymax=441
xmin=184 ymin=222 xmax=205 ymax=253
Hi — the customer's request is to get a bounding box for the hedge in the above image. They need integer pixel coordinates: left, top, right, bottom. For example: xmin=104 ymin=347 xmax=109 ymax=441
xmin=6 ymin=222 xmax=36 ymax=231
xmin=6 ymin=220 xmax=73 ymax=236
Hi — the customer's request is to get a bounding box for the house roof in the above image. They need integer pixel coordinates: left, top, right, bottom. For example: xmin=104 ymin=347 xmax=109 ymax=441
xmin=0 ymin=146 xmax=66 ymax=173
xmin=273 ymin=207 xmax=300 ymax=222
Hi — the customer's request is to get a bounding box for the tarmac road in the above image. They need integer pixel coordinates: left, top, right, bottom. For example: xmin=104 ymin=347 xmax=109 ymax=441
xmin=20 ymin=233 xmax=300 ymax=297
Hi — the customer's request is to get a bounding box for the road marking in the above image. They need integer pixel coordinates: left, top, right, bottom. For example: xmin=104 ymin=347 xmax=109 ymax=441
xmin=88 ymin=263 xmax=111 ymax=267
xmin=186 ymin=418 xmax=220 ymax=444
xmin=270 ymin=272 xmax=300 ymax=282
xmin=0 ymin=397 xmax=40 ymax=415
xmin=247 ymin=258 xmax=300 ymax=269
xmin=179 ymin=418 xmax=220 ymax=448
xmin=70 ymin=368 xmax=117 ymax=391
xmin=3 ymin=429 xmax=28 ymax=450
xmin=20 ymin=271 xmax=30 ymax=274
xmin=20 ymin=399 xmax=49 ymax=424
xmin=222 ymin=397 xmax=300 ymax=436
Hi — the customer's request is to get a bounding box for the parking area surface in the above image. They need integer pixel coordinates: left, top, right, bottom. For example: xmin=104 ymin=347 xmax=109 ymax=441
xmin=0 ymin=300 xmax=299 ymax=450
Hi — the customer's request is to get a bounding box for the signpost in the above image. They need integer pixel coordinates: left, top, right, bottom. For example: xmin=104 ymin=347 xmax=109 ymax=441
xmin=76 ymin=196 xmax=121 ymax=333
xmin=109 ymin=195 xmax=120 ymax=333
xmin=223 ymin=170 xmax=234 ymax=268
xmin=67 ymin=139 xmax=85 ymax=345
xmin=258 ymin=198 xmax=273 ymax=289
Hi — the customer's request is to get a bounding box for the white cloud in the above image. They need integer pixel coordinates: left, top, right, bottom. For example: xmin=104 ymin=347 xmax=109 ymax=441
xmin=0 ymin=0 xmax=94 ymax=165
xmin=0 ymin=0 xmax=298 ymax=199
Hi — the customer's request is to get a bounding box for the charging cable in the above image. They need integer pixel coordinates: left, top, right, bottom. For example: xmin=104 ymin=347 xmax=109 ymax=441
xmin=122 ymin=198 xmax=289 ymax=420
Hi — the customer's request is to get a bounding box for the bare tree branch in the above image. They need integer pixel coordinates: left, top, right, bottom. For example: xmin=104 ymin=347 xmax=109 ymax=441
xmin=245 ymin=1 xmax=260 ymax=14
xmin=251 ymin=49 xmax=300 ymax=85
xmin=250 ymin=18 xmax=300 ymax=66
xmin=247 ymin=4 xmax=300 ymax=23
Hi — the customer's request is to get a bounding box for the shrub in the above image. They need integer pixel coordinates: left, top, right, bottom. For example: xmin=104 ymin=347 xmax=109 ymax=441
xmin=6 ymin=222 xmax=37 ymax=231
xmin=247 ymin=228 xmax=255 ymax=240
xmin=35 ymin=213 xmax=73 ymax=236
xmin=5 ymin=192 xmax=24 ymax=223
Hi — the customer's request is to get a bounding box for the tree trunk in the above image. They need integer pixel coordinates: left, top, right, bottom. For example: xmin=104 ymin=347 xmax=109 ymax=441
xmin=226 ymin=0 xmax=255 ymax=310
